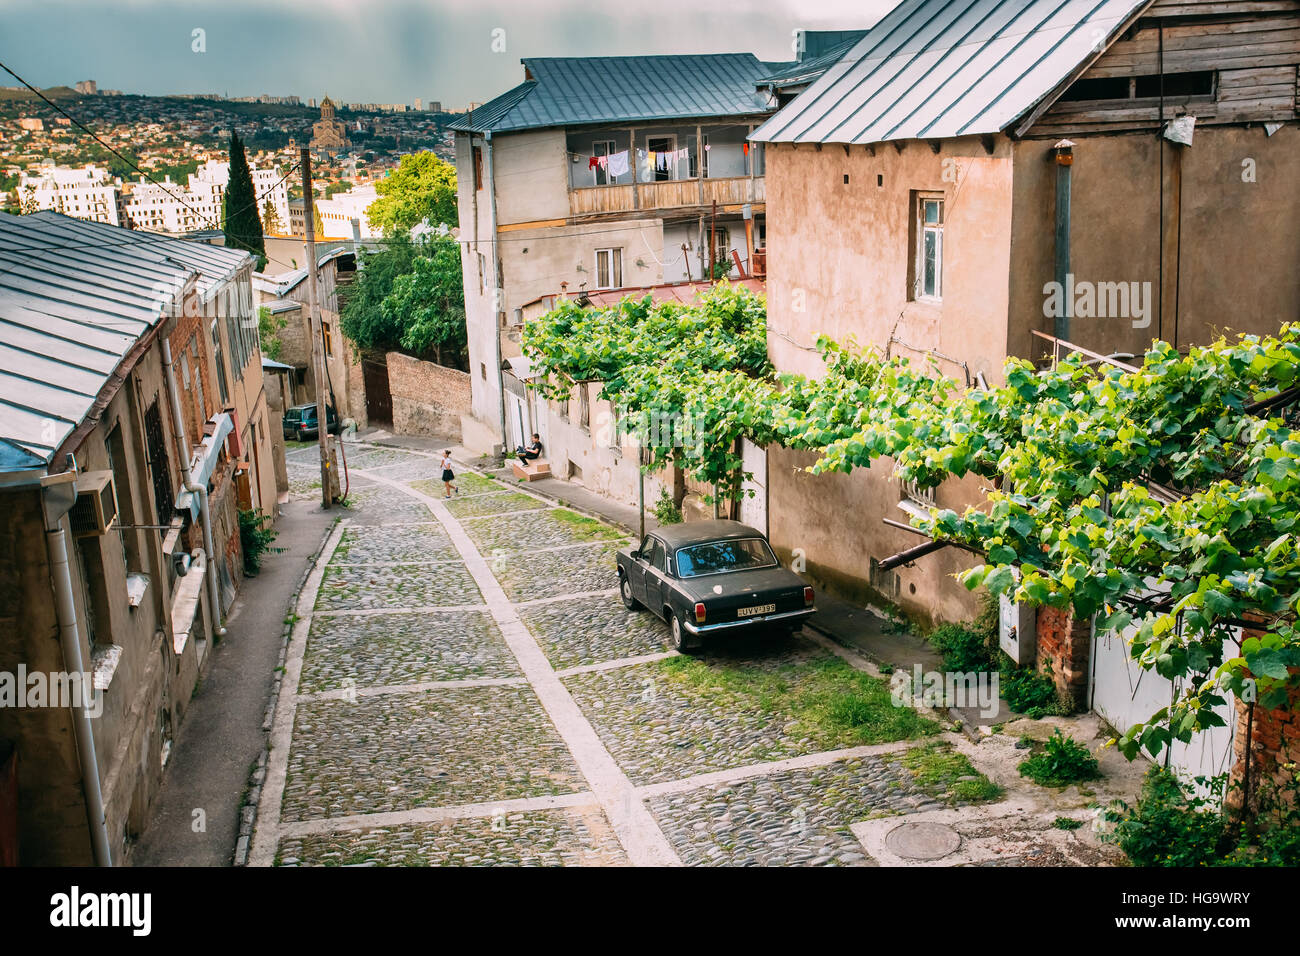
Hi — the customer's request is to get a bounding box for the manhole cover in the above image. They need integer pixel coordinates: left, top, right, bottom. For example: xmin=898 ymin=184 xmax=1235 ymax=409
xmin=884 ymin=821 xmax=962 ymax=861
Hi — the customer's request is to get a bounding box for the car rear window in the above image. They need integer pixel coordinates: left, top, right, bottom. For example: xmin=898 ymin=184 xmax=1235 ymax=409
xmin=285 ymin=408 xmax=303 ymax=422
xmin=675 ymin=538 xmax=777 ymax=577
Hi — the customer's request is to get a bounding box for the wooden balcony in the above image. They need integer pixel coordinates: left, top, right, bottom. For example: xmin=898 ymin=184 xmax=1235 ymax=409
xmin=569 ymin=176 xmax=764 ymax=219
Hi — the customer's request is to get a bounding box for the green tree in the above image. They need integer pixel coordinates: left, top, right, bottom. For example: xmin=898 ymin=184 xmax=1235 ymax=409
xmin=366 ymin=151 xmax=457 ymax=234
xmin=223 ymin=132 xmax=266 ymax=267
xmin=381 ymin=235 xmax=466 ymax=367
xmin=338 ymin=232 xmax=419 ymax=352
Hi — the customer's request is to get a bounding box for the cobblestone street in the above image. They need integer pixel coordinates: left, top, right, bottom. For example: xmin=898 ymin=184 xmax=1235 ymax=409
xmin=249 ymin=442 xmax=1088 ymax=868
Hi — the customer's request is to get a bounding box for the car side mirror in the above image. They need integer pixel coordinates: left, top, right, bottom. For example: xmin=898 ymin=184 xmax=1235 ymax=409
xmin=630 ymin=549 xmax=640 ymax=560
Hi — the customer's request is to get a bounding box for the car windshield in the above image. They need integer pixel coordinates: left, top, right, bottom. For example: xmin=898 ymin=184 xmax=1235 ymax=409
xmin=675 ymin=538 xmax=778 ymax=577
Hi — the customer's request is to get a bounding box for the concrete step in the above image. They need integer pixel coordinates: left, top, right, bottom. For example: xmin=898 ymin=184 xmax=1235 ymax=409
xmin=512 ymin=459 xmax=551 ymax=481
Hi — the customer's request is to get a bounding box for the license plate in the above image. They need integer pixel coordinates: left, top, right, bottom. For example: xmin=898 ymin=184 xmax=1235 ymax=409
xmin=737 ymin=603 xmax=776 ymax=618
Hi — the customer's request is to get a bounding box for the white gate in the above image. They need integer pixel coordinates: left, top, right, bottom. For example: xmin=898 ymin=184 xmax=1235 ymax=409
xmin=1089 ymin=619 xmax=1237 ymax=797
xmin=738 ymin=439 xmax=767 ymax=536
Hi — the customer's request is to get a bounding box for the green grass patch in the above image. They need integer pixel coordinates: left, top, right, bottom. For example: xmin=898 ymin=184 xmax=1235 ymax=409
xmin=891 ymin=741 xmax=1002 ymax=803
xmin=550 ymin=508 xmax=625 ymax=541
xmin=1053 ymin=816 xmax=1085 ymax=831
xmin=656 ymin=655 xmax=938 ymax=748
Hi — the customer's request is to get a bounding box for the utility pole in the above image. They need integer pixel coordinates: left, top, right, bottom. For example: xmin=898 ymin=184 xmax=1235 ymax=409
xmin=301 ymin=147 xmax=332 ymax=509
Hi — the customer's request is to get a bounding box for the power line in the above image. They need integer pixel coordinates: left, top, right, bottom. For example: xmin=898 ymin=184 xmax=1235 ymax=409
xmin=1 ymin=58 xmax=297 ymax=236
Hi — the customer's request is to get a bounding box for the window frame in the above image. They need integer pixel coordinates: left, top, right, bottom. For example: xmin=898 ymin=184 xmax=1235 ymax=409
xmin=595 ymin=247 xmax=622 ymax=290
xmin=910 ymin=192 xmax=945 ymax=304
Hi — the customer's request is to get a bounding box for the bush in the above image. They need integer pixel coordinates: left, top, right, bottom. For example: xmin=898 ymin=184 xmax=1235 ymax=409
xmin=1000 ymin=660 xmax=1067 ymax=718
xmin=1018 ymin=729 xmax=1101 ymax=787
xmin=1105 ymin=765 xmax=1300 ymax=867
xmin=930 ymin=623 xmax=996 ymax=673
xmin=652 ymin=488 xmax=682 ymax=525
xmin=1106 ymin=769 xmax=1232 ymax=866
xmin=239 ymin=509 xmax=279 ymax=576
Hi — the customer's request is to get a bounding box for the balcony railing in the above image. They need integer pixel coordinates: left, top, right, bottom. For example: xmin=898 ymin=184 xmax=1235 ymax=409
xmin=569 ymin=175 xmax=764 ymax=218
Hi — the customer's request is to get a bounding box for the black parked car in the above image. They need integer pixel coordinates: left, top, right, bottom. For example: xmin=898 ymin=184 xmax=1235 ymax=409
xmin=616 ymin=519 xmax=815 ymax=652
xmin=283 ymin=403 xmax=341 ymax=441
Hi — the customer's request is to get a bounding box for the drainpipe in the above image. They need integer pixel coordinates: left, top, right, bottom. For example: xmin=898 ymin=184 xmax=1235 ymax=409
xmin=483 ymin=131 xmax=509 ymax=454
xmin=40 ymin=463 xmax=113 ymax=866
xmin=161 ymin=339 xmax=225 ymax=637
xmin=1052 ymin=140 xmax=1074 ymax=344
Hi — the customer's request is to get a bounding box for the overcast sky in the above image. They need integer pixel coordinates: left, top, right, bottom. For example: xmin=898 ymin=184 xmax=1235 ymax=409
xmin=1 ymin=0 xmax=897 ymax=109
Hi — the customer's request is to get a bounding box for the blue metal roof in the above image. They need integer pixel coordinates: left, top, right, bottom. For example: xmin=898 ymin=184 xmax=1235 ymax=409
xmin=449 ymin=54 xmax=778 ymax=134
xmin=758 ymin=34 xmax=869 ymax=91
xmin=0 ymin=212 xmax=251 ymax=465
xmin=751 ymin=0 xmax=1154 ymax=145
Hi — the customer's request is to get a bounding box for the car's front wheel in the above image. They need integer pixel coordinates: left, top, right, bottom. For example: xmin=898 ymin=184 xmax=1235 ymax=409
xmin=670 ymin=612 xmax=700 ymax=655
xmin=619 ymin=573 xmax=640 ymax=611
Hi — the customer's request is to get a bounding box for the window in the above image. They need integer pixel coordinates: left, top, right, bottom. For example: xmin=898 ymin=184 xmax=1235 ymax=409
xmin=593 ymin=139 xmax=616 ymax=186
xmin=211 ymin=319 xmax=229 ymax=404
xmin=323 ymin=321 xmax=334 ymax=358
xmin=143 ymin=399 xmax=172 ymax=556
xmin=473 ymin=146 xmax=483 ymax=190
xmin=595 ymin=247 xmax=622 ymax=290
xmin=1059 ymin=70 xmax=1216 ymax=103
xmin=648 ymin=538 xmax=667 ymax=573
xmin=578 ymin=382 xmax=590 ymax=432
xmin=646 ymin=135 xmax=676 ymax=182
xmin=676 ymin=538 xmax=778 ymax=578
xmin=910 ymin=194 xmax=944 ymax=302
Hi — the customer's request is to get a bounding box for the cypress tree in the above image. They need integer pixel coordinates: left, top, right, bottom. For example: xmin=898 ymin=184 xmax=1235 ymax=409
xmin=223 ymin=132 xmax=266 ymax=266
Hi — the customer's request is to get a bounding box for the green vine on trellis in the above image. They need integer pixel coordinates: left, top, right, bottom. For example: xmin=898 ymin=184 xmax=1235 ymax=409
xmin=523 ymin=286 xmax=1300 ymax=761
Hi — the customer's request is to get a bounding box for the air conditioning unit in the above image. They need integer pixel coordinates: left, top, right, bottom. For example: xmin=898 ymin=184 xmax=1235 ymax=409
xmin=69 ymin=470 xmax=117 ymax=538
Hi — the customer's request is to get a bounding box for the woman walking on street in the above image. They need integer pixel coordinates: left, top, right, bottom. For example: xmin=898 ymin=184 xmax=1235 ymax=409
xmin=440 ymin=450 xmax=458 ymax=498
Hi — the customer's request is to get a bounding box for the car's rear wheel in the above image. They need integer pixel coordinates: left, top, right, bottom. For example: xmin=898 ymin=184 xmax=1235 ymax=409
xmin=619 ymin=572 xmax=640 ymax=611
xmin=670 ymin=611 xmax=699 ymax=654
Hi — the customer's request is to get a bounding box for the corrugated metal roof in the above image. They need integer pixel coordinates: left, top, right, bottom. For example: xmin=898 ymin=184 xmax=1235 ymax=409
xmin=449 ymin=54 xmax=777 ymax=134
xmin=751 ymin=0 xmax=1153 ymax=145
xmin=0 ymin=211 xmax=251 ymax=466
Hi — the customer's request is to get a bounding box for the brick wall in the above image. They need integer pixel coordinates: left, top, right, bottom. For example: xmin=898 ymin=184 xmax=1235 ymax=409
xmin=385 ymin=352 xmax=471 ymax=440
xmin=1227 ymin=619 xmax=1298 ymax=814
xmin=1035 ymin=605 xmax=1091 ymax=711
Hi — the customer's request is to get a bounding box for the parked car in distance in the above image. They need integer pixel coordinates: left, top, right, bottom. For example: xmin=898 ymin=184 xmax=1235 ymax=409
xmin=283 ymin=403 xmax=341 ymax=441
xmin=616 ymin=519 xmax=815 ymax=652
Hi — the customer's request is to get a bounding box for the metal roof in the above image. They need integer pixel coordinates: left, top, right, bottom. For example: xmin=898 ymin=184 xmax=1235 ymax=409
xmin=449 ymin=54 xmax=777 ymax=134
xmin=0 ymin=211 xmax=251 ymax=466
xmin=751 ymin=0 xmax=1153 ymax=145
xmin=757 ymin=35 xmax=869 ymax=92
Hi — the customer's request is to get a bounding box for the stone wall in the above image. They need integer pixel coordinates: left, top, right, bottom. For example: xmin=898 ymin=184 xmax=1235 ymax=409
xmin=385 ymin=352 xmax=471 ymax=440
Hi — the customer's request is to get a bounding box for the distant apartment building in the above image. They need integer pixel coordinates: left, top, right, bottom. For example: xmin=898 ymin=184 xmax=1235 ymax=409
xmin=122 ymin=159 xmax=290 ymax=235
xmin=18 ymin=165 xmax=122 ymax=225
xmin=286 ymin=184 xmax=378 ymax=241
xmin=17 ymin=117 xmax=43 ymax=132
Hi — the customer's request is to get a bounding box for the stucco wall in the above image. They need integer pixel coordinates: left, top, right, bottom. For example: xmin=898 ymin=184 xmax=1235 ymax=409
xmin=761 ymin=137 xmax=1015 ymax=624
xmin=1009 ymin=125 xmax=1300 ymax=363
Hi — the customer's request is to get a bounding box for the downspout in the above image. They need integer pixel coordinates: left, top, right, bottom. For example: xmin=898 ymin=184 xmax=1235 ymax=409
xmin=39 ymin=464 xmax=113 ymax=866
xmin=1052 ymin=140 xmax=1074 ymax=344
xmin=483 ymin=131 xmax=509 ymax=453
xmin=161 ymin=338 xmax=225 ymax=637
